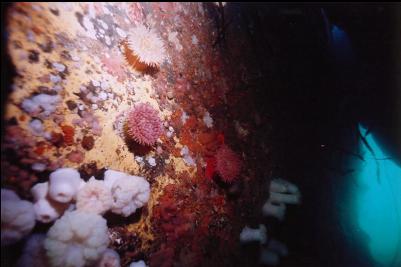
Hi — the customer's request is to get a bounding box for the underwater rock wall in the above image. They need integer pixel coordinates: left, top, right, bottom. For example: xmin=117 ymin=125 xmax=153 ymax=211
xmin=2 ymin=3 xmax=273 ymax=266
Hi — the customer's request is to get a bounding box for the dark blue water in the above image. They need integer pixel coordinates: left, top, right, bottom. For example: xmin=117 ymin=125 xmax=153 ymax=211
xmin=339 ymin=124 xmax=401 ymax=267
xmin=330 ymin=22 xmax=401 ymax=267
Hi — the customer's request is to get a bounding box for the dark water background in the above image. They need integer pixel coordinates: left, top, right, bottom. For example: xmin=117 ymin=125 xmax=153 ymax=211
xmin=1 ymin=3 xmax=400 ymax=267
xmin=230 ymin=4 xmax=401 ymax=267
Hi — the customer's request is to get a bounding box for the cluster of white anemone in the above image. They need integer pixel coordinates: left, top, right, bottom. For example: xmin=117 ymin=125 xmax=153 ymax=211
xmin=239 ymin=224 xmax=288 ymax=266
xmin=262 ymin=178 xmax=301 ymax=221
xmin=239 ymin=178 xmax=301 ymax=266
xmin=1 ymin=167 xmax=151 ymax=267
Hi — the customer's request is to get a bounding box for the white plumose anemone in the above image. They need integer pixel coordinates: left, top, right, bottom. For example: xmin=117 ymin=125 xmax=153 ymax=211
xmin=48 ymin=168 xmax=83 ymax=203
xmin=96 ymin=248 xmax=121 ymax=267
xmin=104 ymin=169 xmax=150 ymax=217
xmin=1 ymin=188 xmax=20 ymax=201
xmin=31 ymin=182 xmax=69 ymax=223
xmin=76 ymin=177 xmax=112 ymax=215
xmin=1 ymin=189 xmax=36 ymax=246
xmin=44 ymin=211 xmax=109 ymax=267
xmin=110 ymin=174 xmax=150 ymax=217
xmin=239 ymin=224 xmax=267 ymax=244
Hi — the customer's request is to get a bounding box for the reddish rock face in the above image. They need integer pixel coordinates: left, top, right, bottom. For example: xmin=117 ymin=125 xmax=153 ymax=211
xmin=2 ymin=2 xmax=269 ymax=266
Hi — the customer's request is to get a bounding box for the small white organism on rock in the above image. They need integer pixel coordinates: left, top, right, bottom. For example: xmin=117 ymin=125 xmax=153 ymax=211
xmin=104 ymin=169 xmax=150 ymax=217
xmin=1 ymin=189 xmax=36 ymax=246
xmin=181 ymin=111 xmax=189 ymax=124
xmin=180 ymin=146 xmax=196 ymax=166
xmin=76 ymin=177 xmax=112 ymax=215
xmin=129 ymin=260 xmax=147 ymax=267
xmin=268 ymin=178 xmax=301 ymax=206
xmin=262 ymin=200 xmax=286 ymax=221
xmin=239 ymin=224 xmax=267 ymax=244
xmin=16 ymin=233 xmax=49 ymax=267
xmin=44 ymin=211 xmax=109 ymax=267
xmin=29 ymin=119 xmax=44 ymax=136
xmin=168 ymin=31 xmax=183 ymax=52
xmin=32 ymin=162 xmax=47 ymax=172
xmin=52 ymin=62 xmax=66 ymax=72
xmin=146 ymin=156 xmax=156 ymax=167
xmin=269 ymin=178 xmax=300 ymax=195
xmin=31 ymin=182 xmax=69 ymax=223
xmin=48 ymin=168 xmax=84 ymax=203
xmin=191 ymin=35 xmax=199 ymax=45
xmin=203 ymin=112 xmax=214 ymax=128
xmin=96 ymin=248 xmax=121 ymax=267
xmin=21 ymin=94 xmax=61 ymax=117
